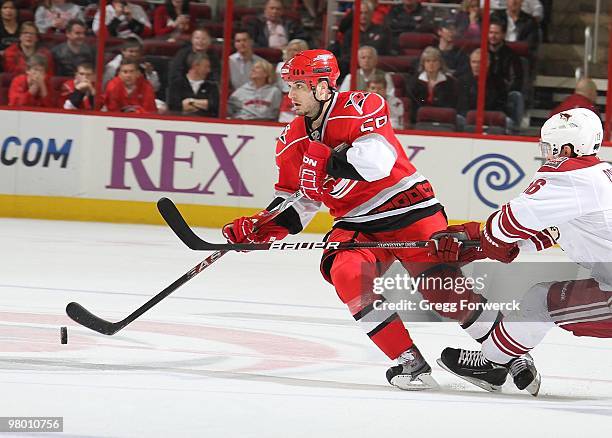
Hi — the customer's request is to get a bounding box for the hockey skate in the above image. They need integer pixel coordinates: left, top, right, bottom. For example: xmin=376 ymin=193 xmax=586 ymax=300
xmin=437 ymin=347 xmax=508 ymax=392
xmin=386 ymin=345 xmax=438 ymax=390
xmin=508 ymin=354 xmax=541 ymax=397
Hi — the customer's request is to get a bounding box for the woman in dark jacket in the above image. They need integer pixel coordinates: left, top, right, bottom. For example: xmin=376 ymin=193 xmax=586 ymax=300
xmin=407 ymin=46 xmax=457 ymax=123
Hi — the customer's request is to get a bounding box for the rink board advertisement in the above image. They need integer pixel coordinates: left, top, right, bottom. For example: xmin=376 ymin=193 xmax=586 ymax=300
xmin=1 ymin=109 xmax=611 ymax=230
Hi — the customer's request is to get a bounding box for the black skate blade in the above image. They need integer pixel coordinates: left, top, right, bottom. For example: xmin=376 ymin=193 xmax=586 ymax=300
xmin=436 ymin=359 xmax=502 ymax=393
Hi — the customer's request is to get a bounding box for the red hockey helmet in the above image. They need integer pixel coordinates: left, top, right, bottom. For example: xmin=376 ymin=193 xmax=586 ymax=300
xmin=280 ymin=49 xmax=340 ymax=89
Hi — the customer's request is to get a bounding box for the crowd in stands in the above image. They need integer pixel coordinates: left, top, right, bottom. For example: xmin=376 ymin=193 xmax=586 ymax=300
xmin=0 ymin=0 xmax=598 ymax=134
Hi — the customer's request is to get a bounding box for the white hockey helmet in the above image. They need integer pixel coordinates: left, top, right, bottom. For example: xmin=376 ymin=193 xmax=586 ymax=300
xmin=539 ymin=108 xmax=603 ymax=158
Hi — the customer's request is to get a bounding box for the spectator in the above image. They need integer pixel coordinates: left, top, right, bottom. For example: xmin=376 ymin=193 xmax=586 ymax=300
xmin=229 ymin=30 xmax=264 ymax=90
xmin=455 ymin=0 xmax=481 ymax=40
xmin=167 ymin=52 xmax=218 ymax=117
xmin=228 ymin=59 xmax=281 ymax=120
xmin=168 ymin=28 xmax=220 ymax=85
xmin=407 ymin=46 xmax=457 ymax=123
xmin=153 ymin=0 xmax=194 ymax=41
xmin=103 ymin=37 xmax=160 ymax=93
xmin=486 ymin=0 xmax=544 ymax=21
xmin=103 ymin=58 xmax=156 ymax=113
xmin=338 ymin=45 xmax=395 ymax=97
xmin=60 ymin=61 xmax=95 ymax=110
xmin=301 ymin=0 xmax=325 ymax=28
xmin=276 ymin=38 xmax=308 ymax=122
xmin=341 ymin=0 xmax=390 ymax=63
xmin=276 ymin=38 xmax=308 ymax=92
xmin=436 ymin=20 xmax=469 ymax=77
xmin=488 ymin=19 xmax=524 ymax=130
xmin=8 ymin=54 xmax=54 ymax=107
xmin=489 ymin=19 xmax=525 ymax=133
xmin=52 ymin=19 xmax=94 ymax=77
xmin=549 ymin=77 xmax=600 ymax=118
xmin=491 ymin=0 xmax=539 ymax=53
xmin=488 ymin=20 xmax=523 ymax=93
xmin=367 ymin=71 xmax=405 ymax=130
xmin=387 ymin=0 xmax=434 ymax=44
xmin=93 ymin=0 xmax=153 ymax=39
xmin=456 ymin=48 xmax=507 ymax=129
xmin=3 ymin=22 xmax=55 ymax=75
xmin=0 ymin=0 xmax=19 ymax=53
xmin=247 ymin=0 xmax=309 ymax=49
xmin=35 ymin=0 xmax=83 ymax=34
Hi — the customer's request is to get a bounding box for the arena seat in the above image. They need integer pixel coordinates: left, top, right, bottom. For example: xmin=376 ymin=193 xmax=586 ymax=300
xmin=389 ymin=73 xmax=406 ymax=97
xmin=253 ymin=47 xmax=283 ymax=64
xmin=189 ymin=3 xmax=212 ymax=20
xmin=378 ymin=56 xmax=416 ymax=74
xmin=398 ymin=97 xmax=411 ymax=129
xmin=415 ymin=106 xmax=457 ymax=132
xmin=205 ymin=23 xmax=225 ymax=38
xmin=399 ymin=32 xmax=437 ymax=52
xmin=465 ymin=110 xmax=507 ymax=134
xmin=41 ymin=33 xmax=66 ymax=47
xmin=50 ymin=76 xmax=71 ymax=106
xmin=143 ymin=40 xmax=185 ymax=56
xmin=507 ymin=41 xmax=530 ymax=58
xmin=0 ymin=72 xmax=16 ymax=105
xmin=18 ymin=8 xmax=33 ymax=22
xmin=221 ymin=6 xmax=259 ymax=21
xmin=455 ymin=39 xmax=480 ymax=54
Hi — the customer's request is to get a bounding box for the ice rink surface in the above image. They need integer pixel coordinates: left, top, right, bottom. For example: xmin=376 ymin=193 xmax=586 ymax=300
xmin=1 ymin=218 xmax=611 ymax=437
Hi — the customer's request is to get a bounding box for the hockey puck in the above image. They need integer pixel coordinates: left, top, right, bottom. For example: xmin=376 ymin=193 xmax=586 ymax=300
xmin=60 ymin=326 xmax=68 ymax=344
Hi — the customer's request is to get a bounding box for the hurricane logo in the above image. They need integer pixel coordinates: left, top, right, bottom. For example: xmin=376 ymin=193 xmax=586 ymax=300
xmin=462 ymin=154 xmax=525 ymax=209
xmin=329 ymin=178 xmax=359 ymax=199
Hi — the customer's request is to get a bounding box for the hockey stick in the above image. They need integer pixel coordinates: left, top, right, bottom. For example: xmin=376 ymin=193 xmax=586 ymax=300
xmin=158 ymin=197 xmax=480 ymax=252
xmin=65 ymin=192 xmax=303 ymax=335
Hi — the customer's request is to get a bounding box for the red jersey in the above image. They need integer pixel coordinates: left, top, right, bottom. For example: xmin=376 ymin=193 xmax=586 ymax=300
xmin=103 ymin=75 xmax=157 ymax=113
xmin=549 ymin=93 xmax=599 ymax=118
xmin=61 ymin=79 xmax=94 ymax=110
xmin=274 ymin=91 xmax=442 ymax=233
xmin=8 ymin=74 xmax=54 ymax=107
xmin=2 ymin=43 xmax=55 ymax=76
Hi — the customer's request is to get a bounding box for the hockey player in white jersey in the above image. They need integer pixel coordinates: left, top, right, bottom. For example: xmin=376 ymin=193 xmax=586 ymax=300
xmin=433 ymin=108 xmax=612 ymax=395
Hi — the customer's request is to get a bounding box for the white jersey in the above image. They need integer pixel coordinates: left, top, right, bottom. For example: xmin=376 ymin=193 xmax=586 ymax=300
xmin=489 ymin=155 xmax=612 ymax=289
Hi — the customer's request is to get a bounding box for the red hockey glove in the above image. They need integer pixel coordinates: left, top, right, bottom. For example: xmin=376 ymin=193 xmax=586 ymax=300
xmin=299 ymin=141 xmax=333 ymax=202
xmin=222 ymin=210 xmax=289 ymax=244
xmin=480 ymin=213 xmax=519 ymax=263
xmin=430 ymin=222 xmax=485 ymax=264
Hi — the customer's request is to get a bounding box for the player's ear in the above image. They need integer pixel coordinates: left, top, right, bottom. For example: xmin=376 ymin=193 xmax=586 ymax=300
xmin=315 ymin=80 xmax=331 ymax=100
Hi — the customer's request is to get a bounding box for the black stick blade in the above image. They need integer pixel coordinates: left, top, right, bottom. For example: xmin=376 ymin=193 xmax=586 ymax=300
xmin=65 ymin=302 xmax=120 ymax=336
xmin=157 ymin=198 xmax=214 ymax=250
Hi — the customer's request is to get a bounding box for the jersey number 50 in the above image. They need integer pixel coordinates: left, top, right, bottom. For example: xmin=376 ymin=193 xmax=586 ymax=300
xmin=360 ymin=115 xmax=388 ymax=133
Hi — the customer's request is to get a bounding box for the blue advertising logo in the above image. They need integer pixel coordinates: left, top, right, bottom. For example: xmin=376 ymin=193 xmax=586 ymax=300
xmin=462 ymin=153 xmax=525 ymax=209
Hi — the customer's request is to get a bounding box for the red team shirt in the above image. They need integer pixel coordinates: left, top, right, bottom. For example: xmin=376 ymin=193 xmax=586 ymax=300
xmin=103 ymin=75 xmax=157 ymax=114
xmin=274 ymin=90 xmax=442 ymax=232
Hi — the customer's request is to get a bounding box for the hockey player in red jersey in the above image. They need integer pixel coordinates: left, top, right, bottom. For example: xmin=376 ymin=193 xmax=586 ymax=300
xmin=435 ymin=108 xmax=612 ymax=396
xmin=222 ymin=49 xmax=498 ymax=390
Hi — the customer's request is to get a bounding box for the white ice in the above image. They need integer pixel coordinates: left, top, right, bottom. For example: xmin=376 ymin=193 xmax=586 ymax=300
xmin=0 ymin=218 xmax=611 ymax=438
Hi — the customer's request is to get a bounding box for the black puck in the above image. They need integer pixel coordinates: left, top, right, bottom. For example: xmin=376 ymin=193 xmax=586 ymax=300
xmin=60 ymin=326 xmax=68 ymax=344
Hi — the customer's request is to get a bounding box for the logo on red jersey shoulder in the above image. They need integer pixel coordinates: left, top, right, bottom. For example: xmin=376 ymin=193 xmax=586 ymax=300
xmin=344 ymin=92 xmax=369 ymax=115
xmin=278 ymin=124 xmax=290 ymax=144
xmin=328 ymin=178 xmax=359 ymax=199
xmin=542 ymin=156 xmax=569 ymax=169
